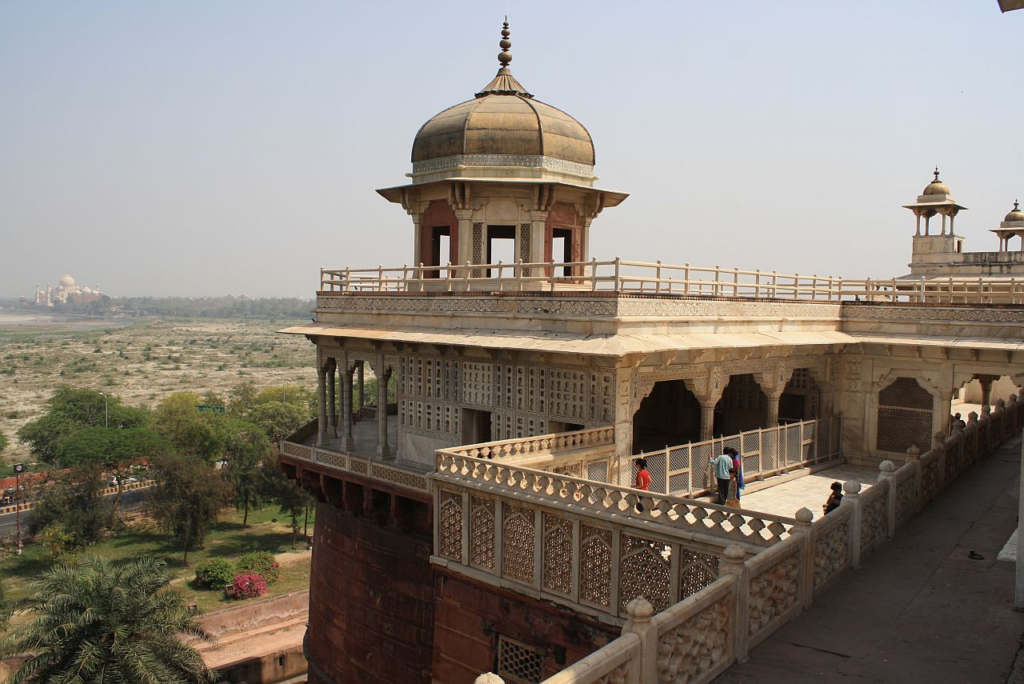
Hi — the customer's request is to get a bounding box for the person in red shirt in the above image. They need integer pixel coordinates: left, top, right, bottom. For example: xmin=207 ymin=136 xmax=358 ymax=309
xmin=634 ymin=458 xmax=650 ymax=512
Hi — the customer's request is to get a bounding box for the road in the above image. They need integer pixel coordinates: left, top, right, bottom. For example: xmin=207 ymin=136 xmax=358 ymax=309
xmin=0 ymin=486 xmax=153 ymax=539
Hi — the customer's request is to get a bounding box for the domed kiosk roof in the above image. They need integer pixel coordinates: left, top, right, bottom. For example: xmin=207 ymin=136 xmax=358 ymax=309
xmin=408 ymin=22 xmax=596 ymax=184
xmin=1005 ymin=200 xmax=1024 ymax=224
xmin=923 ymin=168 xmax=951 ymax=196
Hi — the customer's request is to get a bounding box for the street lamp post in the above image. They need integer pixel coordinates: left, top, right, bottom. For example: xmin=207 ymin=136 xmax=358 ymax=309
xmin=100 ymin=392 xmax=109 ymax=427
xmin=14 ymin=463 xmax=24 ymax=556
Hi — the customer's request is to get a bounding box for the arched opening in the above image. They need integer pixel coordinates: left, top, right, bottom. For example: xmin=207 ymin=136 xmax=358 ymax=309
xmin=876 ymin=377 xmax=933 ymax=454
xmin=955 ymin=374 xmax=1022 ymax=418
xmin=779 ymin=368 xmax=821 ymax=423
xmin=632 ymin=380 xmax=701 ymax=453
xmin=714 ymin=373 xmax=767 ymax=436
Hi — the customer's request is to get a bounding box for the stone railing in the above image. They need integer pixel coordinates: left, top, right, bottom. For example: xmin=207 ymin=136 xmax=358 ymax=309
xmin=432 ymin=454 xmax=800 ymax=624
xmin=439 ymin=426 xmax=615 ymax=461
xmin=279 ymin=419 xmax=430 ymax=494
xmin=634 ymin=418 xmax=840 ymax=497
xmin=321 ymin=258 xmax=1024 ymax=304
xmin=466 ymin=396 xmax=1024 ymax=684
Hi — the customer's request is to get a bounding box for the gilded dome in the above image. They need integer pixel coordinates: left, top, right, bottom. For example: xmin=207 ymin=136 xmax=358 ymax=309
xmin=923 ymin=168 xmax=950 ymax=196
xmin=412 ymin=94 xmax=595 ymax=167
xmin=410 ymin=22 xmax=595 ymax=181
xmin=1006 ymin=200 xmax=1024 ymax=223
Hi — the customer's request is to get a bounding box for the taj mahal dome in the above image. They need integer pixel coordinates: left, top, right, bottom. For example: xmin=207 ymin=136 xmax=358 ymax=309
xmin=31 ymin=273 xmax=103 ymax=307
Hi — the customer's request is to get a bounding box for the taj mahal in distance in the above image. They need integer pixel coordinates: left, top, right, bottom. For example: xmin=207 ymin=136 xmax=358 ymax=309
xmin=277 ymin=20 xmax=1024 ymax=684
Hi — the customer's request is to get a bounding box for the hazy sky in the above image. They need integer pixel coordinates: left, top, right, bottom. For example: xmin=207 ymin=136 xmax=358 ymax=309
xmin=2 ymin=2 xmax=1022 ymax=298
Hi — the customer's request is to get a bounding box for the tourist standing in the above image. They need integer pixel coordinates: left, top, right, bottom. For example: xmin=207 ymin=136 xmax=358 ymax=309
xmin=710 ymin=451 xmax=733 ymax=505
xmin=727 ymin=447 xmax=744 ymax=500
xmin=823 ymin=481 xmax=843 ymax=515
xmin=634 ymin=458 xmax=650 ymax=512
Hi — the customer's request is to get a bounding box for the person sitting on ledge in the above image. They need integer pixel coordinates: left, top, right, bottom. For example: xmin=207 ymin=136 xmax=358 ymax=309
xmin=823 ymin=481 xmax=843 ymax=515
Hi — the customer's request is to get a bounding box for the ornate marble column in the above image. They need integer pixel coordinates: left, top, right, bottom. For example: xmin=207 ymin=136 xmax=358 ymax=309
xmin=978 ymin=375 xmax=996 ymax=409
xmin=356 ymin=361 xmax=365 ymax=418
xmin=685 ymin=372 xmax=725 ymax=442
xmin=755 ymin=367 xmax=794 ymax=429
xmin=343 ymin=362 xmax=356 ymax=452
xmin=316 ymin=358 xmax=328 ymax=446
xmin=454 ymin=208 xmax=474 ymax=277
xmin=764 ymin=389 xmax=784 ymax=428
xmin=377 ymin=366 xmax=393 ymax=459
xmin=327 ymin=358 xmax=338 ymax=439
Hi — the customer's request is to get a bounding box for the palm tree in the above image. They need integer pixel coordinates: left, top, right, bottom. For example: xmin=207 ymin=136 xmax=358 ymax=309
xmin=0 ymin=556 xmax=217 ymax=683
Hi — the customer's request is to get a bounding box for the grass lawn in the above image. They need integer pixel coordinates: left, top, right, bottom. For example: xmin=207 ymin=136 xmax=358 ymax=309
xmin=0 ymin=505 xmax=314 ymax=618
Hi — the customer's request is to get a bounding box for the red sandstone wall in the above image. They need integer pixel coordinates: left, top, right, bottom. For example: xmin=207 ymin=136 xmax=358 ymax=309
xmin=432 ymin=571 xmax=619 ymax=684
xmin=307 ymin=500 xmax=435 ymax=684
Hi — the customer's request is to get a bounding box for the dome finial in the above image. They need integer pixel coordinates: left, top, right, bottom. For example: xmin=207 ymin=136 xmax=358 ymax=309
xmin=934 ymin=166 xmax=940 ymax=182
xmin=498 ymin=18 xmax=512 ymax=68
xmin=1015 ymin=199 xmax=1020 ymax=211
xmin=475 ymin=18 xmax=533 ymax=98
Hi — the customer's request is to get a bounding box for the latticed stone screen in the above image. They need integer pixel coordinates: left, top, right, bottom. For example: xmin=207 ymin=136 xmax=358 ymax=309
xmin=876 ymin=377 xmax=933 ymax=453
xmin=519 ymin=223 xmax=531 ymax=275
xmin=578 ymin=525 xmax=612 ymax=608
xmin=619 ymin=534 xmax=671 ymax=613
xmin=497 ymin=635 xmax=544 ymax=684
xmin=502 ymin=503 xmax=536 ymax=584
xmin=438 ymin=490 xmax=463 ymax=561
xmin=679 ymin=548 xmax=720 ymax=599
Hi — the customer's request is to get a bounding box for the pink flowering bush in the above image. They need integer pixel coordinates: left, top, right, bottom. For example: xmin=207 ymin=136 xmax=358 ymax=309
xmin=231 ymin=573 xmax=267 ymax=599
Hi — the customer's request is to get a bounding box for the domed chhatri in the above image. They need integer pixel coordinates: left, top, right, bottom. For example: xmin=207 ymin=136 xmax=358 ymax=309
xmin=923 ymin=167 xmax=951 ymax=196
xmin=410 ymin=21 xmax=596 ymax=186
xmin=1005 ymin=200 xmax=1024 ymax=224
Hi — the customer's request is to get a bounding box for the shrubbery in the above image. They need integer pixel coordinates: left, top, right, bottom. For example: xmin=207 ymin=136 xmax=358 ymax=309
xmin=193 ymin=559 xmax=236 ymax=589
xmin=237 ymin=551 xmax=280 ymax=584
xmin=232 ymin=573 xmax=267 ymax=599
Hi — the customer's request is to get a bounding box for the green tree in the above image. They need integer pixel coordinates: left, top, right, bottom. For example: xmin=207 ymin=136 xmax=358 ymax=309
xmin=226 ymin=381 xmax=260 ymax=419
xmin=222 ymin=421 xmax=269 ymax=528
xmin=248 ymin=401 xmax=309 ymax=444
xmin=153 ymin=393 xmax=231 ymax=464
xmin=260 ymin=451 xmax=316 ymax=549
xmin=30 ymin=465 xmax=112 ymax=553
xmin=0 ymin=429 xmax=8 ymax=455
xmin=17 ymin=387 xmax=149 ymax=465
xmin=0 ymin=556 xmax=216 ymax=683
xmin=149 ymin=455 xmax=231 ymax=563
xmin=54 ymin=426 xmax=171 ymax=515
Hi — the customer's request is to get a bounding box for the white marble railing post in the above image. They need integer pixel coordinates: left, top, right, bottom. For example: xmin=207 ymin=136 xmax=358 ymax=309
xmin=793 ymin=507 xmax=815 ymax=610
xmin=718 ymin=544 xmax=749 ymax=662
xmin=906 ymin=445 xmax=922 ymax=515
xmin=474 ymin=674 xmax=505 ymax=684
xmin=982 ymin=404 xmax=994 ymax=454
xmin=878 ymin=460 xmax=897 ymax=538
xmin=933 ymin=431 xmax=948 ymax=493
xmin=843 ymin=481 xmax=862 ymax=569
xmin=622 ymin=598 xmax=656 ymax=684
